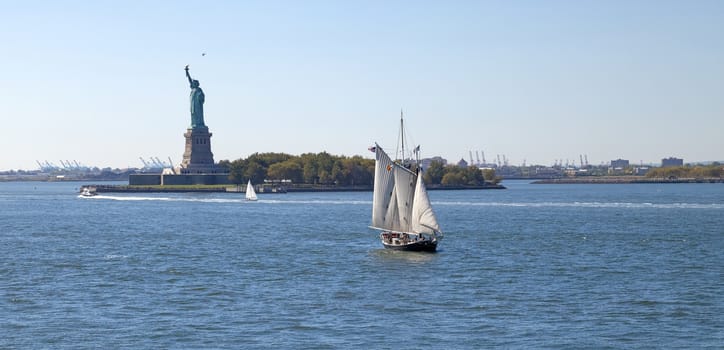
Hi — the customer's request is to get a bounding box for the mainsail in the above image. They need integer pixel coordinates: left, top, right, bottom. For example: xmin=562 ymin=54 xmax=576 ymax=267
xmin=371 ymin=144 xmax=396 ymax=229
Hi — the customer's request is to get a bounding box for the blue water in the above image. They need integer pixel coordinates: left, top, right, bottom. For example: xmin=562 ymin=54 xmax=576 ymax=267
xmin=1 ymin=180 xmax=722 ymax=349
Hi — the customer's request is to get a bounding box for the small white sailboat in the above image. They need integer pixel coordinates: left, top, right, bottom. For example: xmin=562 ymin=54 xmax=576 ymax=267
xmin=245 ymin=180 xmax=258 ymax=201
xmin=369 ymin=113 xmax=443 ymax=252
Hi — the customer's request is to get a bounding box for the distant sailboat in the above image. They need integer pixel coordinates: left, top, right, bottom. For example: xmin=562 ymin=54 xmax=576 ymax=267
xmin=246 ymin=180 xmax=258 ymax=201
xmin=369 ymin=113 xmax=442 ymax=252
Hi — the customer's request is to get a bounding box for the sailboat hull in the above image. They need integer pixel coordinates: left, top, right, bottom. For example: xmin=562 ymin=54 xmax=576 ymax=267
xmin=382 ymin=239 xmax=437 ymax=252
xmin=379 ymin=232 xmax=438 ymax=252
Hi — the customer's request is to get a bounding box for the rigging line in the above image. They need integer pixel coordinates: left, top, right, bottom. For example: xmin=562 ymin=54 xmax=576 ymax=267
xmin=395 ymin=109 xmax=402 ymax=162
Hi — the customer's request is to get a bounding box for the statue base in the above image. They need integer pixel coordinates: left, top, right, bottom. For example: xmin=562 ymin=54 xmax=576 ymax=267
xmin=179 ymin=127 xmax=222 ymax=174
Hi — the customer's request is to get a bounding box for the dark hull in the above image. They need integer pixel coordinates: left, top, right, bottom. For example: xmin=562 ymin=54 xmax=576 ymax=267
xmin=381 ymin=239 xmax=438 ymax=252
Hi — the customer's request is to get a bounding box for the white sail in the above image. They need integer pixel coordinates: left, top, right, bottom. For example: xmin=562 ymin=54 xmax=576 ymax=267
xmin=384 ymin=185 xmax=401 ymax=231
xmin=411 ymin=169 xmax=441 ymax=234
xmin=393 ymin=165 xmax=417 ymax=231
xmin=371 ymin=145 xmax=396 ymax=229
xmin=246 ymin=180 xmax=258 ymax=201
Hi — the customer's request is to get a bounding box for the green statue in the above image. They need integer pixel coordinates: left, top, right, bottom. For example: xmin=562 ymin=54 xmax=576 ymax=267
xmin=185 ymin=65 xmax=205 ymax=128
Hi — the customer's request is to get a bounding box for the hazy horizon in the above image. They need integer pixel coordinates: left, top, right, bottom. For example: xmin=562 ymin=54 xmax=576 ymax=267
xmin=3 ymin=1 xmax=723 ymax=171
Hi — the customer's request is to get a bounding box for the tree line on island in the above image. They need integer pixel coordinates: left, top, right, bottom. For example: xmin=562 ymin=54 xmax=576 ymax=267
xmin=217 ymin=152 xmax=501 ymax=187
xmin=645 ymin=163 xmax=722 ymax=179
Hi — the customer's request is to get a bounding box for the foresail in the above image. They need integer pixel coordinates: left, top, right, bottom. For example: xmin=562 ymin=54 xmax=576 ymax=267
xmin=371 ymin=144 xmax=396 ymax=229
xmin=411 ymin=170 xmax=441 ymax=234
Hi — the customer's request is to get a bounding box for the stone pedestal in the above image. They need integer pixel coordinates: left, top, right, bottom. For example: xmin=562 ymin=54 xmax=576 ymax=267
xmin=179 ymin=127 xmax=221 ymax=174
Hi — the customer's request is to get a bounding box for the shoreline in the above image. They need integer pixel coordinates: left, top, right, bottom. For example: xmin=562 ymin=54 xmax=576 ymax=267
xmin=81 ymin=183 xmax=506 ymax=194
xmin=532 ymin=176 xmax=723 ymax=184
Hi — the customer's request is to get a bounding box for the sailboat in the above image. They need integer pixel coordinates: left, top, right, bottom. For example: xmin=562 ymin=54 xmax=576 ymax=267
xmin=369 ymin=113 xmax=443 ymax=252
xmin=245 ymin=180 xmax=258 ymax=201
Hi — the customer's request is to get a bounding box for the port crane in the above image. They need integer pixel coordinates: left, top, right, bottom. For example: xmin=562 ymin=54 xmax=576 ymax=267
xmin=139 ymin=156 xmax=174 ymax=170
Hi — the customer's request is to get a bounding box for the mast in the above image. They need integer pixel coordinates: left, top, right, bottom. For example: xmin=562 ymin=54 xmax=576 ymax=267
xmin=399 ymin=109 xmax=405 ymax=163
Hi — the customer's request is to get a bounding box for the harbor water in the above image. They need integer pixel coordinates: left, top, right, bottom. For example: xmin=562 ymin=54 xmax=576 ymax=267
xmin=1 ymin=180 xmax=722 ymax=348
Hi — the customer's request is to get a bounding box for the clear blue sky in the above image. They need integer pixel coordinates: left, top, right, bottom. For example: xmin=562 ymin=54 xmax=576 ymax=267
xmin=2 ymin=0 xmax=723 ymax=171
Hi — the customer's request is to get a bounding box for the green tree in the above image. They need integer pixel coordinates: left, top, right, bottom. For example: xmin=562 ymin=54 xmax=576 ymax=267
xmin=706 ymin=165 xmax=722 ymax=178
xmin=441 ymin=172 xmax=465 ymax=186
xmin=297 ymin=153 xmax=318 ymax=183
xmin=227 ymin=151 xmax=376 ymax=185
xmin=316 ymin=152 xmax=335 ymax=183
xmin=228 ymin=159 xmax=246 ymax=184
xmin=344 ymin=156 xmax=374 ymax=186
xmin=244 ymin=160 xmax=266 ymax=184
xmin=302 ymin=161 xmax=318 ymax=184
xmin=331 ymin=159 xmax=348 ymax=185
xmin=464 ymin=166 xmax=485 ymax=185
xmin=217 ymin=159 xmax=232 ymax=173
xmin=266 ymin=159 xmax=303 ymax=183
xmin=482 ymin=168 xmax=501 ymax=184
xmin=424 ymin=160 xmax=445 ymax=185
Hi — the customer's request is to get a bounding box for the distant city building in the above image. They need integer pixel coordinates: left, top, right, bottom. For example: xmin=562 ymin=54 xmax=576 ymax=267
xmin=610 ymin=159 xmax=629 ymax=168
xmin=421 ymin=156 xmax=447 ymax=170
xmin=661 ymin=157 xmax=683 ymax=167
xmin=457 ymin=158 xmax=468 ymax=167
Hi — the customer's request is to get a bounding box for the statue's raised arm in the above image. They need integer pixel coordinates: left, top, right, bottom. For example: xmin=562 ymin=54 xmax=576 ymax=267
xmin=185 ymin=65 xmax=194 ymax=86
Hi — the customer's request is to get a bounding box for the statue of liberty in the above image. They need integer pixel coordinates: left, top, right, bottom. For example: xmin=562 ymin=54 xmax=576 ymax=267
xmin=184 ymin=65 xmax=205 ymax=128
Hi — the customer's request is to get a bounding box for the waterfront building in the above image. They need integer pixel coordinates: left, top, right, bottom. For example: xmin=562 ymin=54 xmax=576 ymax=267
xmin=610 ymin=159 xmax=629 ymax=168
xmin=662 ymin=157 xmax=683 ymax=167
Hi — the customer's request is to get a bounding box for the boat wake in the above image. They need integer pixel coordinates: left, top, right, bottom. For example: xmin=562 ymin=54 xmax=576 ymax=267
xmin=435 ymin=201 xmax=724 ymax=210
xmin=259 ymin=199 xmax=369 ymax=205
xmin=81 ymin=195 xmax=251 ymax=203
xmin=79 ymin=195 xmax=370 ymax=205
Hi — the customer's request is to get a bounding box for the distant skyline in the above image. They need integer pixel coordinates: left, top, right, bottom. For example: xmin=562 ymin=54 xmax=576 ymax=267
xmin=2 ymin=1 xmax=723 ymax=171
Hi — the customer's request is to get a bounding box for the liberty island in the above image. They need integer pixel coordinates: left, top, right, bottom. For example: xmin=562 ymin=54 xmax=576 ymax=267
xmin=128 ymin=66 xmax=229 ymax=186
xmin=88 ymin=66 xmax=504 ymax=193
